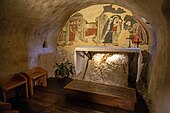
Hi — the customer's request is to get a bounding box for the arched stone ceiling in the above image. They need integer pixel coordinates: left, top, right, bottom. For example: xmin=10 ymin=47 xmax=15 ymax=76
xmin=1 ymin=0 xmax=170 ymax=113
xmin=0 ymin=0 xmax=165 ymax=40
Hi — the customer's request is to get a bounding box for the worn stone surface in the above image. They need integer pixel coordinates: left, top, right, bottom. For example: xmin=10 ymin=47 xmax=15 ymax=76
xmin=0 ymin=0 xmax=169 ymax=113
xmin=85 ymin=53 xmax=128 ymax=87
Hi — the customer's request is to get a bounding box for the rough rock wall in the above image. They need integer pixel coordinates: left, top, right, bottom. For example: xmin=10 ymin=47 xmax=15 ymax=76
xmin=149 ymin=0 xmax=170 ymax=113
xmin=0 ymin=0 xmax=61 ymax=77
xmin=0 ymin=0 xmax=169 ymax=113
xmin=0 ymin=0 xmax=114 ymax=78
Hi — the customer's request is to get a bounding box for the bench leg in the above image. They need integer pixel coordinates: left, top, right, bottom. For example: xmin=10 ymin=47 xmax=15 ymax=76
xmin=38 ymin=74 xmax=47 ymax=87
xmin=25 ymin=82 xmax=29 ymax=98
xmin=2 ymin=90 xmax=7 ymax=102
xmin=28 ymin=78 xmax=34 ymax=96
xmin=42 ymin=74 xmax=47 ymax=87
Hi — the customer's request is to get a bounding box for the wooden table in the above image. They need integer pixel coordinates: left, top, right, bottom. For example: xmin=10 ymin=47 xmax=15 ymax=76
xmin=64 ymin=80 xmax=136 ymax=111
xmin=21 ymin=67 xmax=47 ymax=96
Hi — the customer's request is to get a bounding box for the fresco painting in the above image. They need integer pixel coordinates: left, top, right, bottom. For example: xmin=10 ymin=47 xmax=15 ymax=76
xmin=102 ymin=15 xmax=122 ymax=45
xmin=124 ymin=15 xmax=148 ymax=47
xmin=57 ymin=4 xmax=148 ymax=49
xmin=56 ymin=4 xmax=149 ymax=83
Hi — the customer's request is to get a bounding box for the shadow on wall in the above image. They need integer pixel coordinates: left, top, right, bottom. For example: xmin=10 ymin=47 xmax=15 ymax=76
xmin=136 ymin=50 xmax=151 ymax=94
xmin=38 ymin=52 xmax=57 ymax=78
xmin=28 ymin=30 xmax=57 ymax=78
xmin=0 ymin=2 xmax=57 ymax=79
xmin=0 ymin=19 xmax=29 ymax=78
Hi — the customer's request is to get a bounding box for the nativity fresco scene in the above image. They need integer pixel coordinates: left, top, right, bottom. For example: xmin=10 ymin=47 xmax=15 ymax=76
xmin=57 ymin=4 xmax=149 ymax=49
xmin=56 ymin=4 xmax=149 ymax=88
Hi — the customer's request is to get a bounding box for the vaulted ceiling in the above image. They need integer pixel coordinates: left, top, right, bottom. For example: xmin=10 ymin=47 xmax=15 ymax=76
xmin=0 ymin=0 xmax=170 ymax=113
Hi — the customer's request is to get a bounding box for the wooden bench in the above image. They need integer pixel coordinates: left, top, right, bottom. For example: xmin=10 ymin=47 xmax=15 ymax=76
xmin=21 ymin=67 xmax=47 ymax=96
xmin=0 ymin=74 xmax=28 ymax=102
xmin=64 ymin=80 xmax=136 ymax=111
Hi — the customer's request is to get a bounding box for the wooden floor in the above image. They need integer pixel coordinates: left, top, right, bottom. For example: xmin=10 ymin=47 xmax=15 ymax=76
xmin=8 ymin=78 xmax=149 ymax=113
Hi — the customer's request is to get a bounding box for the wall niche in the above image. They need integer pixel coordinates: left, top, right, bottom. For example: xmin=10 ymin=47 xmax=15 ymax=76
xmin=56 ymin=4 xmax=149 ymax=79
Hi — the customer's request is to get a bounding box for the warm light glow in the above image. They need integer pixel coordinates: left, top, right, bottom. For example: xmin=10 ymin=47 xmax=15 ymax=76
xmin=93 ymin=53 xmax=105 ymax=64
xmin=106 ymin=54 xmax=122 ymax=63
xmin=93 ymin=53 xmax=126 ymax=65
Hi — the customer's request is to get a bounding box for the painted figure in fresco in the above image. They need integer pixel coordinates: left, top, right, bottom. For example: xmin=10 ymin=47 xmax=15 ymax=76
xmin=68 ymin=20 xmax=77 ymax=45
xmin=103 ymin=15 xmax=122 ymax=45
xmin=57 ymin=12 xmax=85 ymax=46
xmin=124 ymin=15 xmax=148 ymax=47
xmin=76 ymin=19 xmax=82 ymax=37
xmin=76 ymin=19 xmax=86 ymax=42
xmin=103 ymin=17 xmax=113 ymax=43
xmin=130 ymin=23 xmax=143 ymax=45
xmin=99 ymin=13 xmax=109 ymax=43
xmin=126 ymin=21 xmax=147 ymax=47
xmin=112 ymin=15 xmax=122 ymax=45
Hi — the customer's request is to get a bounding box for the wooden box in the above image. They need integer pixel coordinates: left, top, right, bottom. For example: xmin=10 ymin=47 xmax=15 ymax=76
xmin=64 ymin=80 xmax=136 ymax=111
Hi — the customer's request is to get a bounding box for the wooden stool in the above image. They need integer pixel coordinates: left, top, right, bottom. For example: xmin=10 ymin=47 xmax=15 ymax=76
xmin=21 ymin=67 xmax=47 ymax=96
xmin=0 ymin=74 xmax=28 ymax=102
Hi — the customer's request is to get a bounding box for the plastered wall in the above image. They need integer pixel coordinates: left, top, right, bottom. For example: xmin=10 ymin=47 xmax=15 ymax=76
xmin=0 ymin=0 xmax=170 ymax=113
